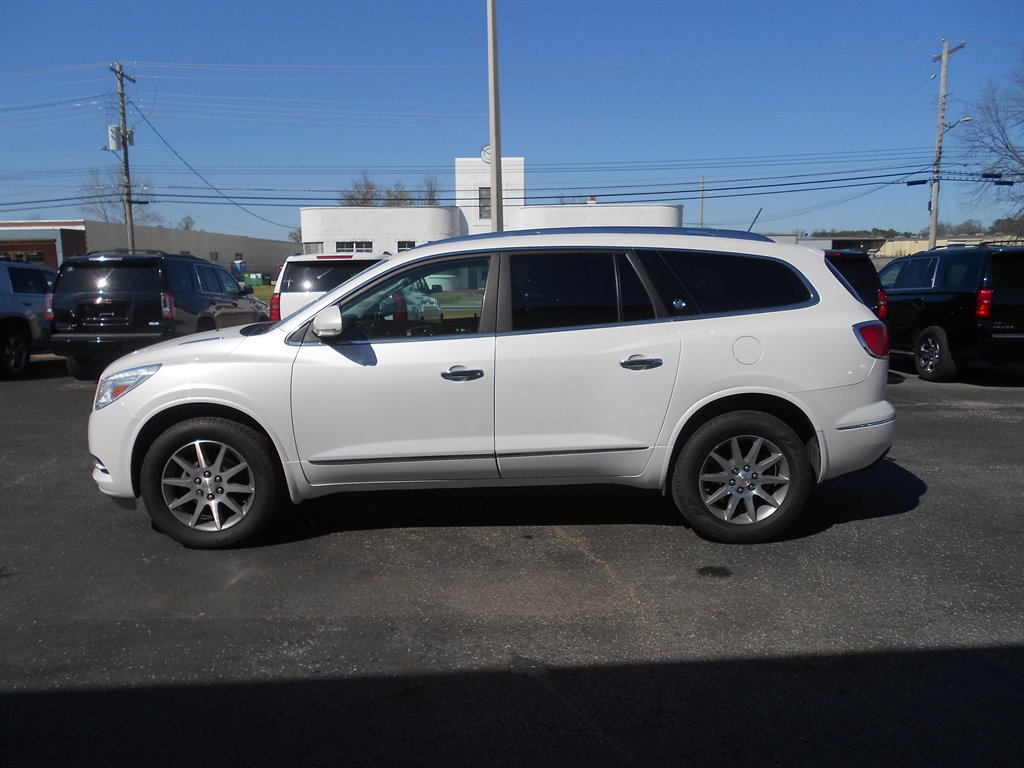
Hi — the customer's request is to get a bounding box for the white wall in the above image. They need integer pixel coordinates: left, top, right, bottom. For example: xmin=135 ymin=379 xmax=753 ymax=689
xmin=299 ymin=206 xmax=461 ymax=254
xmin=454 ymin=156 xmax=526 ymax=235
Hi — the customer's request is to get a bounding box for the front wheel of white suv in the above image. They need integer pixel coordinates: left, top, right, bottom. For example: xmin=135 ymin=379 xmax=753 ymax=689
xmin=671 ymin=411 xmax=813 ymax=544
xmin=140 ymin=417 xmax=282 ymax=549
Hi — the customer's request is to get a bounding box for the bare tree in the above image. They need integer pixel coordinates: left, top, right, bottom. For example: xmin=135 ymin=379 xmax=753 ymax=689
xmin=177 ymin=215 xmax=196 ymax=231
xmin=419 ymin=176 xmax=440 ymax=205
xmin=80 ymin=168 xmax=165 ymax=226
xmin=288 ymin=229 xmax=302 ymax=244
xmin=342 ymin=173 xmax=445 ymax=207
xmin=340 ymin=172 xmax=379 ymax=206
xmin=383 ymin=180 xmax=412 ymax=207
xmin=963 ymin=61 xmax=1024 ymax=233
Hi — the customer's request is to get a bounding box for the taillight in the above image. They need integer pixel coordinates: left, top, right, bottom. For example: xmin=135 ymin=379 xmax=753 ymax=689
xmin=160 ymin=292 xmax=176 ymax=320
xmin=877 ymin=289 xmax=888 ymax=320
xmin=854 ymin=321 xmax=889 ymax=358
xmin=270 ymin=292 xmax=281 ymax=321
xmin=975 ymin=288 xmax=993 ymax=319
xmin=45 ymin=293 xmax=54 ymax=322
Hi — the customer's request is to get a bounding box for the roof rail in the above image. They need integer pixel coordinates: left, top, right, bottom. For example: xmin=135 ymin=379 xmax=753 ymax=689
xmin=436 ymin=225 xmax=775 ymax=246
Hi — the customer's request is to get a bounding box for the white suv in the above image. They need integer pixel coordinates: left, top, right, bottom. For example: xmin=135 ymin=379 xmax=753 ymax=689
xmin=270 ymin=252 xmax=385 ymax=320
xmin=88 ymin=227 xmax=894 ymax=548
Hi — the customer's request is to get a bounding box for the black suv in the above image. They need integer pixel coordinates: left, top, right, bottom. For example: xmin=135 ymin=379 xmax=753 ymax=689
xmin=878 ymin=243 xmax=1024 ymax=381
xmin=47 ymin=252 xmax=270 ymax=379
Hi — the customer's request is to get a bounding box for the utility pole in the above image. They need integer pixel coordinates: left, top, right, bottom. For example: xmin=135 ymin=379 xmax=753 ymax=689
xmin=699 ymin=176 xmax=705 ymax=227
xmin=111 ymin=62 xmax=136 ymax=251
xmin=487 ymin=0 xmax=503 ymax=232
xmin=928 ymin=40 xmax=965 ymax=250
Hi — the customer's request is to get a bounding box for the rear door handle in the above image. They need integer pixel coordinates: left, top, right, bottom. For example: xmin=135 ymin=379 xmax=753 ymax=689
xmin=441 ymin=366 xmax=485 ymax=382
xmin=620 ymin=357 xmax=663 ymax=371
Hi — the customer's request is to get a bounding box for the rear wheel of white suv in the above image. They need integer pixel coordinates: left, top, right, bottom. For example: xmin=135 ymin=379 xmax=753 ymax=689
xmin=672 ymin=411 xmax=812 ymax=544
xmin=140 ymin=417 xmax=282 ymax=549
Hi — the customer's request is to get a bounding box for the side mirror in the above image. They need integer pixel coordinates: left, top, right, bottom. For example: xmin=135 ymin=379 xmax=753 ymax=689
xmin=312 ymin=305 xmax=344 ymax=340
xmin=242 ymin=284 xmax=254 ymax=295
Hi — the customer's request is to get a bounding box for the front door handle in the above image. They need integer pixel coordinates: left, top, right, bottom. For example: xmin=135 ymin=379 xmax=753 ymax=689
xmin=441 ymin=366 xmax=485 ymax=382
xmin=620 ymin=357 xmax=663 ymax=371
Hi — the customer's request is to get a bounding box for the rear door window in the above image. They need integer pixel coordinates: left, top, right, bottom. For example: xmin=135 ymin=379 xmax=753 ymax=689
xmin=507 ymin=251 xmax=653 ymax=331
xmin=196 ymin=265 xmax=223 ymax=294
xmin=895 ymin=258 xmax=936 ymax=289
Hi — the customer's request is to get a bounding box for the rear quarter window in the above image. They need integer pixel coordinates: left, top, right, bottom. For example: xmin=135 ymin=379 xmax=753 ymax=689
xmin=637 ymin=249 xmax=812 ymax=316
xmin=937 ymin=253 xmax=983 ymax=291
xmin=8 ymin=266 xmax=51 ymax=294
xmin=989 ymin=254 xmax=1024 ymax=303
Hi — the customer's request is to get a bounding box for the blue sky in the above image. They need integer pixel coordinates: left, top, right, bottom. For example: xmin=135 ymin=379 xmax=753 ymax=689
xmin=1 ymin=0 xmax=1021 ymax=241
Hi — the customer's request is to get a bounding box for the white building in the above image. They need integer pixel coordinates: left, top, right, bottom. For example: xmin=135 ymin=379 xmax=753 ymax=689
xmin=299 ymin=156 xmax=683 ymax=255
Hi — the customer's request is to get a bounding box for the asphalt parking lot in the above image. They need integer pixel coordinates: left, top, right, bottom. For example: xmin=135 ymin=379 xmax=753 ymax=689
xmin=2 ymin=356 xmax=1022 ymax=767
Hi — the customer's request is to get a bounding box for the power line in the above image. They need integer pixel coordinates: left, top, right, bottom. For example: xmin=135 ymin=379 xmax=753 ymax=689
xmin=127 ymin=99 xmax=293 ymax=230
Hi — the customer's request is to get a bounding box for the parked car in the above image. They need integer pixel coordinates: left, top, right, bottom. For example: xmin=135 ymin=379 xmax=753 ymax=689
xmin=0 ymin=258 xmax=55 ymax=377
xmin=824 ymin=249 xmax=888 ymax=320
xmin=270 ymin=252 xmax=386 ymax=321
xmin=87 ymin=227 xmax=894 ymax=549
xmin=47 ymin=251 xmax=270 ymax=380
xmin=878 ymin=243 xmax=1024 ymax=381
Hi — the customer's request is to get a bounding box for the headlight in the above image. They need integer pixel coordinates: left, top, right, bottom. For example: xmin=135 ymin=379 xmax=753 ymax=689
xmin=94 ymin=364 xmax=161 ymax=410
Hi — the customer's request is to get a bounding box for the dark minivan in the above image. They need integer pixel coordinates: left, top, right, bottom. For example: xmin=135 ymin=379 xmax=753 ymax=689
xmin=878 ymin=243 xmax=1024 ymax=381
xmin=47 ymin=252 xmax=269 ymax=379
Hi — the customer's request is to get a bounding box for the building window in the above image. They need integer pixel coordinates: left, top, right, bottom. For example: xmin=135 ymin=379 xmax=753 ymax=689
xmin=180 ymin=250 xmax=192 ymax=256
xmin=479 ymin=186 xmax=491 ymax=219
xmin=302 ymin=242 xmax=324 ymax=254
xmin=209 ymin=251 xmax=219 ymax=262
xmin=336 ymin=241 xmax=373 ymax=253
xmin=397 ymin=241 xmax=416 ymax=252
xmin=0 ymin=251 xmax=45 ymax=263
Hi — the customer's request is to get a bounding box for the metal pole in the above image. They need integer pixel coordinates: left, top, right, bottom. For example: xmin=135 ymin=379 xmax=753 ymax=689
xmin=928 ymin=40 xmax=964 ymax=250
xmin=111 ymin=62 xmax=137 ymax=251
xmin=487 ymin=0 xmax=504 ymax=232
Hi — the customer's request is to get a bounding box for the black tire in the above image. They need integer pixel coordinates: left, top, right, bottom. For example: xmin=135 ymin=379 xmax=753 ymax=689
xmin=66 ymin=355 xmax=105 ymax=381
xmin=671 ymin=411 xmax=813 ymax=544
xmin=913 ymin=326 xmax=958 ymax=382
xmin=1 ymin=326 xmax=31 ymax=377
xmin=140 ymin=417 xmax=282 ymax=549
